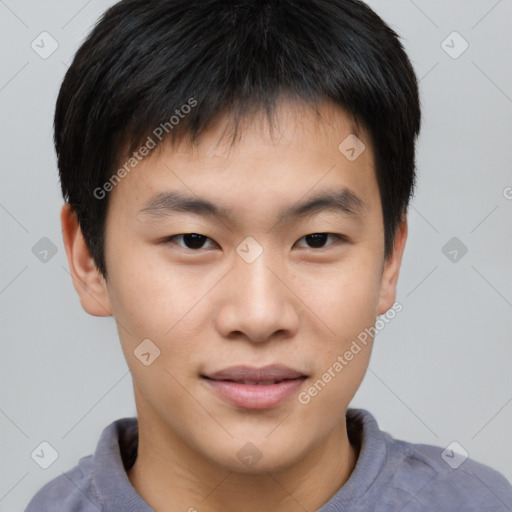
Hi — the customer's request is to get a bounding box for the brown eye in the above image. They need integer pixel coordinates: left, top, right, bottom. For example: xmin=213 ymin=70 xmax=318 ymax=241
xmin=166 ymin=233 xmax=217 ymax=250
xmin=295 ymin=233 xmax=345 ymax=249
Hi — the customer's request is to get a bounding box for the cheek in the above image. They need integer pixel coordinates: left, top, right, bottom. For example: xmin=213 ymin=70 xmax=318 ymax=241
xmin=293 ymin=252 xmax=382 ymax=405
xmin=106 ymin=243 xmax=184 ymax=331
xmin=297 ymin=266 xmax=379 ymax=415
xmin=300 ymin=252 xmax=382 ymax=336
xmin=106 ymin=249 xmax=210 ymax=371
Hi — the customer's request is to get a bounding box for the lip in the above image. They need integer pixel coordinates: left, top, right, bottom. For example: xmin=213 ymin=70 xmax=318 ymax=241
xmin=201 ymin=365 xmax=308 ymax=410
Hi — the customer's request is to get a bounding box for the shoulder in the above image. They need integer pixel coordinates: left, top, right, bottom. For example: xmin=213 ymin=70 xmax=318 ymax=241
xmin=24 ymin=455 xmax=102 ymax=511
xmin=345 ymin=409 xmax=512 ymax=511
xmin=384 ymin=436 xmax=512 ymax=510
xmin=24 ymin=417 xmax=139 ymax=512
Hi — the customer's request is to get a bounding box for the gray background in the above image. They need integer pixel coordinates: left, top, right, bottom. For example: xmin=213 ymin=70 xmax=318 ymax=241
xmin=1 ymin=0 xmax=511 ymax=510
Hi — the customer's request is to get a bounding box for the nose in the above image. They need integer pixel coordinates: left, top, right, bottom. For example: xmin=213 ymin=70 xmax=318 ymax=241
xmin=214 ymin=250 xmax=300 ymax=344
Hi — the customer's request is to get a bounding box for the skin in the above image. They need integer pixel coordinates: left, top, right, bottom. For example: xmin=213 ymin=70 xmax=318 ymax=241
xmin=61 ymin=99 xmax=407 ymax=512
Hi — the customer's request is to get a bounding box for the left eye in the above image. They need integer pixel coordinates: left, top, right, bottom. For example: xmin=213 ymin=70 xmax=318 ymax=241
xmin=294 ymin=233 xmax=345 ymax=249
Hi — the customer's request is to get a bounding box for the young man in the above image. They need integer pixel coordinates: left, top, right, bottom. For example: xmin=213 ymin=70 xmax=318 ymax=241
xmin=26 ymin=0 xmax=512 ymax=510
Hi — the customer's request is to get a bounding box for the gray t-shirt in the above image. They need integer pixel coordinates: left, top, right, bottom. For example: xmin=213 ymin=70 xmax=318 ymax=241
xmin=25 ymin=408 xmax=512 ymax=511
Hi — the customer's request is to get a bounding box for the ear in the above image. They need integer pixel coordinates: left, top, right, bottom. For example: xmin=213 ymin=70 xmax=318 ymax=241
xmin=61 ymin=204 xmax=113 ymax=316
xmin=377 ymin=216 xmax=408 ymax=316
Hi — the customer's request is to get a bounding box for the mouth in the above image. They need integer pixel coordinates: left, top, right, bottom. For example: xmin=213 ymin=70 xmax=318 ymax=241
xmin=201 ymin=365 xmax=308 ymax=410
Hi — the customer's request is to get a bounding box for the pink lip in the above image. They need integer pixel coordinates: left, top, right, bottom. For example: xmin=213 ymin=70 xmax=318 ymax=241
xmin=202 ymin=365 xmax=307 ymax=410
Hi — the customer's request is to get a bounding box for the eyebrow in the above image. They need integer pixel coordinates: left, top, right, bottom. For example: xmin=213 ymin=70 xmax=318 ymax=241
xmin=138 ymin=188 xmax=367 ymax=223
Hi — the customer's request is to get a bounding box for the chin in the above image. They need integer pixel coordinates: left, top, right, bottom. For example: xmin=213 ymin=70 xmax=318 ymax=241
xmin=193 ymin=428 xmax=312 ymax=475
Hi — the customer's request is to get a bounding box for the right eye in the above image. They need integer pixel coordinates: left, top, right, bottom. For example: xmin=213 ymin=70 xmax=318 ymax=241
xmin=164 ymin=233 xmax=218 ymax=250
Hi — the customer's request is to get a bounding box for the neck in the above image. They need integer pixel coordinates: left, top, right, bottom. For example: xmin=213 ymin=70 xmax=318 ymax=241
xmin=127 ymin=409 xmax=358 ymax=512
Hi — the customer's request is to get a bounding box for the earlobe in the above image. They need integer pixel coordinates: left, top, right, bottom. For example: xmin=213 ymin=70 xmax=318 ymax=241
xmin=376 ymin=217 xmax=408 ymax=316
xmin=61 ymin=204 xmax=113 ymax=317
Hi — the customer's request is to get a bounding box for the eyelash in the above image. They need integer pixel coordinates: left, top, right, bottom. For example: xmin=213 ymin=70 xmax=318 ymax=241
xmin=164 ymin=233 xmax=348 ymax=251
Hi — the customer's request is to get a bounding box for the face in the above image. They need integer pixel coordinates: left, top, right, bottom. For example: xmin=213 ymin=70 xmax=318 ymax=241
xmin=64 ymin=99 xmax=406 ymax=474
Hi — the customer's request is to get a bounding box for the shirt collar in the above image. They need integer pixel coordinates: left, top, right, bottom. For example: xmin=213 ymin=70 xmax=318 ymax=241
xmin=90 ymin=408 xmax=386 ymax=511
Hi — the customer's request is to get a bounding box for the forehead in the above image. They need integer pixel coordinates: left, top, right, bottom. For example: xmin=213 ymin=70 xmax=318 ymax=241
xmin=107 ymin=99 xmax=379 ymax=223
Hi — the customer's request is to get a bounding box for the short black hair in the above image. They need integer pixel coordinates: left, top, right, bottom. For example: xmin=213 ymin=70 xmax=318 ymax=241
xmin=55 ymin=0 xmax=421 ymax=278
